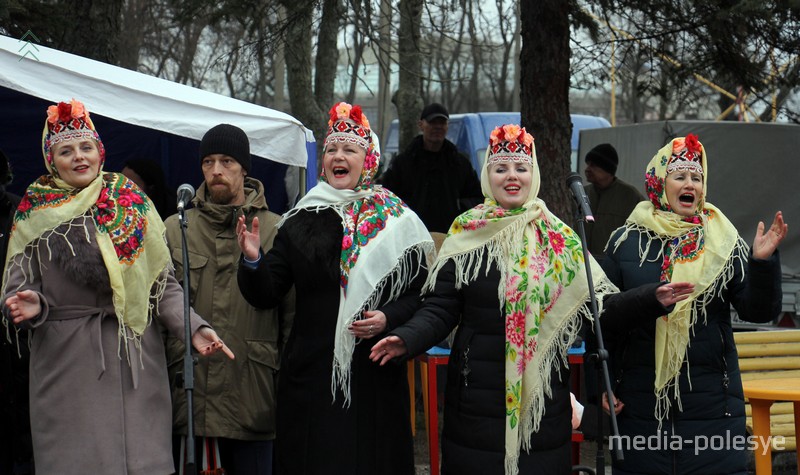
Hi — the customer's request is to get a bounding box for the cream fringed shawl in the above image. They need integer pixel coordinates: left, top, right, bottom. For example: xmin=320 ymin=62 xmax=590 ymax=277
xmin=611 ymin=139 xmax=746 ymax=424
xmin=279 ymin=181 xmax=434 ymax=405
xmin=2 ymin=172 xmax=170 ymax=348
xmin=425 ymin=155 xmax=617 ymax=475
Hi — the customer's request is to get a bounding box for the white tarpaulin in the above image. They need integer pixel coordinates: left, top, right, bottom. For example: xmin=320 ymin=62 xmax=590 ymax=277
xmin=0 ymin=34 xmax=314 ymax=167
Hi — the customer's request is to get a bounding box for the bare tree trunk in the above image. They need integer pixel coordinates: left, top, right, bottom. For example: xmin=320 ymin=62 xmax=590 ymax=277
xmin=520 ymin=0 xmax=572 ymax=221
xmin=511 ymin=3 xmax=521 ymax=112
xmin=346 ymin=0 xmax=366 ymax=104
xmin=377 ymin=0 xmax=393 ymax=141
xmin=280 ymin=0 xmax=327 ymax=160
xmin=175 ymin=22 xmax=205 ymax=85
xmin=118 ymin=0 xmax=146 ymax=70
xmin=396 ymin=0 xmax=424 ymax=151
xmin=273 ymin=6 xmax=288 ymax=111
xmin=315 ymin=0 xmax=342 ymax=110
xmin=465 ymin=0 xmax=481 ymax=111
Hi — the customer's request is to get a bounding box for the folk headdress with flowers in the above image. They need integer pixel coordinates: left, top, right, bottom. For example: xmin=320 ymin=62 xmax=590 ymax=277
xmin=279 ymin=101 xmax=433 ymax=406
xmin=487 ymin=124 xmax=535 ymax=165
xmin=427 ymin=123 xmax=616 ymax=475
xmin=322 ymin=101 xmax=379 ymax=188
xmin=42 ymin=99 xmax=106 ymax=177
xmin=666 ymin=133 xmax=704 ymax=176
xmin=4 ymin=99 xmax=170 ymax=343
xmin=612 ymin=133 xmax=746 ymax=426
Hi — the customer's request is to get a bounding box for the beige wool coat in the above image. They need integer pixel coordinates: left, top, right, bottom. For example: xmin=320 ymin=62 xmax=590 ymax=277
xmin=3 ymin=216 xmax=206 ymax=475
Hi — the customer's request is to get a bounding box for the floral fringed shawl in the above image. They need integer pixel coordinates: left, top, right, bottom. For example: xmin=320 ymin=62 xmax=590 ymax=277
xmin=610 ymin=136 xmax=747 ymax=424
xmin=3 ymin=171 xmax=170 ymax=349
xmin=426 ymin=128 xmax=616 ymax=475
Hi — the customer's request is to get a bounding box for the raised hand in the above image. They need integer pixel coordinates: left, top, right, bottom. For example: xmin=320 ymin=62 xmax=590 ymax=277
xmin=236 ymin=215 xmax=261 ymax=261
xmin=753 ymin=211 xmax=788 ymax=260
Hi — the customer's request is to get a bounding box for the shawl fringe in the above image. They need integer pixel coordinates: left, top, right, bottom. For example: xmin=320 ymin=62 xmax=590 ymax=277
xmin=332 ymin=241 xmax=435 ymax=405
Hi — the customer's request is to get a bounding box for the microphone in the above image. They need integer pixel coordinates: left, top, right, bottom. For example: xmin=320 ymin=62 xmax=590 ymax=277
xmin=176 ymin=183 xmax=195 ymax=211
xmin=566 ymin=173 xmax=595 ymax=222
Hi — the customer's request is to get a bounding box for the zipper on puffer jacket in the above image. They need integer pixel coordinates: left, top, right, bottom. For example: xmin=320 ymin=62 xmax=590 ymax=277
xmin=461 ymin=346 xmax=471 ymax=387
xmin=719 ymin=328 xmax=732 ymax=417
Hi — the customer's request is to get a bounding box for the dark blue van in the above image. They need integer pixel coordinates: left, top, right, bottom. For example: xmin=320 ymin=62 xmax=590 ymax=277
xmin=381 ymin=112 xmax=611 ymax=174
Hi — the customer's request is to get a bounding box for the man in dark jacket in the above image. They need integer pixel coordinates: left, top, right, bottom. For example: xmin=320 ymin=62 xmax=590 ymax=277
xmin=379 ymin=103 xmax=482 ymax=232
xmin=164 ymin=125 xmax=294 ymax=475
xmin=584 ymin=143 xmax=644 ymax=260
xmin=0 ymin=148 xmax=30 ymax=475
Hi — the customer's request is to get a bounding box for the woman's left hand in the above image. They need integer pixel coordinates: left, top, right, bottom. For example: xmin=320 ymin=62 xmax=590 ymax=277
xmin=656 ymin=281 xmax=695 ymax=307
xmin=192 ymin=327 xmax=235 ymax=359
xmin=349 ymin=309 xmax=387 ymax=339
xmin=752 ymin=211 xmax=788 ymax=260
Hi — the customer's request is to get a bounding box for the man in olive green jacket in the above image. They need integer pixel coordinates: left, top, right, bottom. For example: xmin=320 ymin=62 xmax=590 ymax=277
xmin=164 ymin=124 xmax=294 ymax=475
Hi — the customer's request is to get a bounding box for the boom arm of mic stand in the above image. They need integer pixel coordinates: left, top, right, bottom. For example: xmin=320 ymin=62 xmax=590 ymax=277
xmin=572 ymin=198 xmax=624 ymax=464
xmin=179 ymin=209 xmax=198 ymax=475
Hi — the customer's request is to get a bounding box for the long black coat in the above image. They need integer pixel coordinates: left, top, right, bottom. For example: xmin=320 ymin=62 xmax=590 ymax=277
xmin=601 ymin=228 xmax=782 ymax=475
xmin=238 ymin=209 xmax=423 ymax=475
xmin=392 ymin=256 xmax=666 ymax=475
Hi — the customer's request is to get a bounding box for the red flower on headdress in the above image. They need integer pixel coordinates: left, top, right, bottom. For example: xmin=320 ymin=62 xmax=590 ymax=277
xmin=57 ymin=102 xmax=72 ymax=123
xmin=684 ymin=133 xmax=702 ymax=157
xmin=350 ymin=105 xmax=364 ymax=124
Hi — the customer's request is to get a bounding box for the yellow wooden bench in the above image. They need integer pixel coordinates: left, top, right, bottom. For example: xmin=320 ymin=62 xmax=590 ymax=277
xmin=735 ymin=329 xmax=800 ymax=451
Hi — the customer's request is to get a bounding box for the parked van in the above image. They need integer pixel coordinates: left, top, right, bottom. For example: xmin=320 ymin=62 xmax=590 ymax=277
xmin=380 ymin=112 xmax=611 ymax=175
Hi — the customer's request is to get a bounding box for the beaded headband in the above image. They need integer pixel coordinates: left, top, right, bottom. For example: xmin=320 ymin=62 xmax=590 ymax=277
xmin=324 ymin=102 xmax=371 ymax=151
xmin=42 ymin=99 xmax=104 ymax=166
xmin=667 ymin=133 xmax=703 ymax=175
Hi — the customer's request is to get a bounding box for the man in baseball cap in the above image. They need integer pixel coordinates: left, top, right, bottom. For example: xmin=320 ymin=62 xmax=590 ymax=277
xmin=379 ymin=103 xmax=482 ymax=232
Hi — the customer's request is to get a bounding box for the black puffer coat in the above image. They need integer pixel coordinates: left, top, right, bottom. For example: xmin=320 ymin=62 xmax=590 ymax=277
xmin=393 ymin=256 xmax=666 ymax=475
xmin=601 ymin=228 xmax=782 ymax=475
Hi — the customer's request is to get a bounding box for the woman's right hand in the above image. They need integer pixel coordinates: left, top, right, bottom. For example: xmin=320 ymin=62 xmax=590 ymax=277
xmin=236 ymin=215 xmax=261 ymax=261
xmin=602 ymin=391 xmax=624 ymax=415
xmin=370 ymin=335 xmax=408 ymax=366
xmin=5 ymin=290 xmax=42 ymax=325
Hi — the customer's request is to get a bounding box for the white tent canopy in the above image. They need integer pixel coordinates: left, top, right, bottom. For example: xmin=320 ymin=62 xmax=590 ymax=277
xmin=0 ymin=34 xmax=314 ymax=168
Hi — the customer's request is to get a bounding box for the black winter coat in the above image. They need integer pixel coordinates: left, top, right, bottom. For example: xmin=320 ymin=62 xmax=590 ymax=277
xmin=0 ymin=190 xmax=31 ymax=475
xmin=601 ymin=228 xmax=782 ymax=475
xmin=379 ymin=136 xmax=482 ymax=233
xmin=392 ymin=256 xmax=667 ymax=475
xmin=238 ymin=209 xmax=424 ymax=475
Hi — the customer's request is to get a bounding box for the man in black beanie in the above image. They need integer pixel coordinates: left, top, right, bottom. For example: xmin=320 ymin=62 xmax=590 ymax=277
xmin=163 ymin=124 xmax=293 ymax=474
xmin=584 ymin=143 xmax=644 ymax=260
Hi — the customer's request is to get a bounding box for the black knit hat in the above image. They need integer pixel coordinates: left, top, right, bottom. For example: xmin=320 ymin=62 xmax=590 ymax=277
xmin=585 ymin=143 xmax=618 ymax=175
xmin=199 ymin=124 xmax=251 ymax=173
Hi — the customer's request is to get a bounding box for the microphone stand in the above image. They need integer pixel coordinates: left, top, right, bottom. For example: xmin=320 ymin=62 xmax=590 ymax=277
xmin=178 ymin=206 xmax=198 ymax=475
xmin=570 ymin=197 xmax=624 ymax=473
